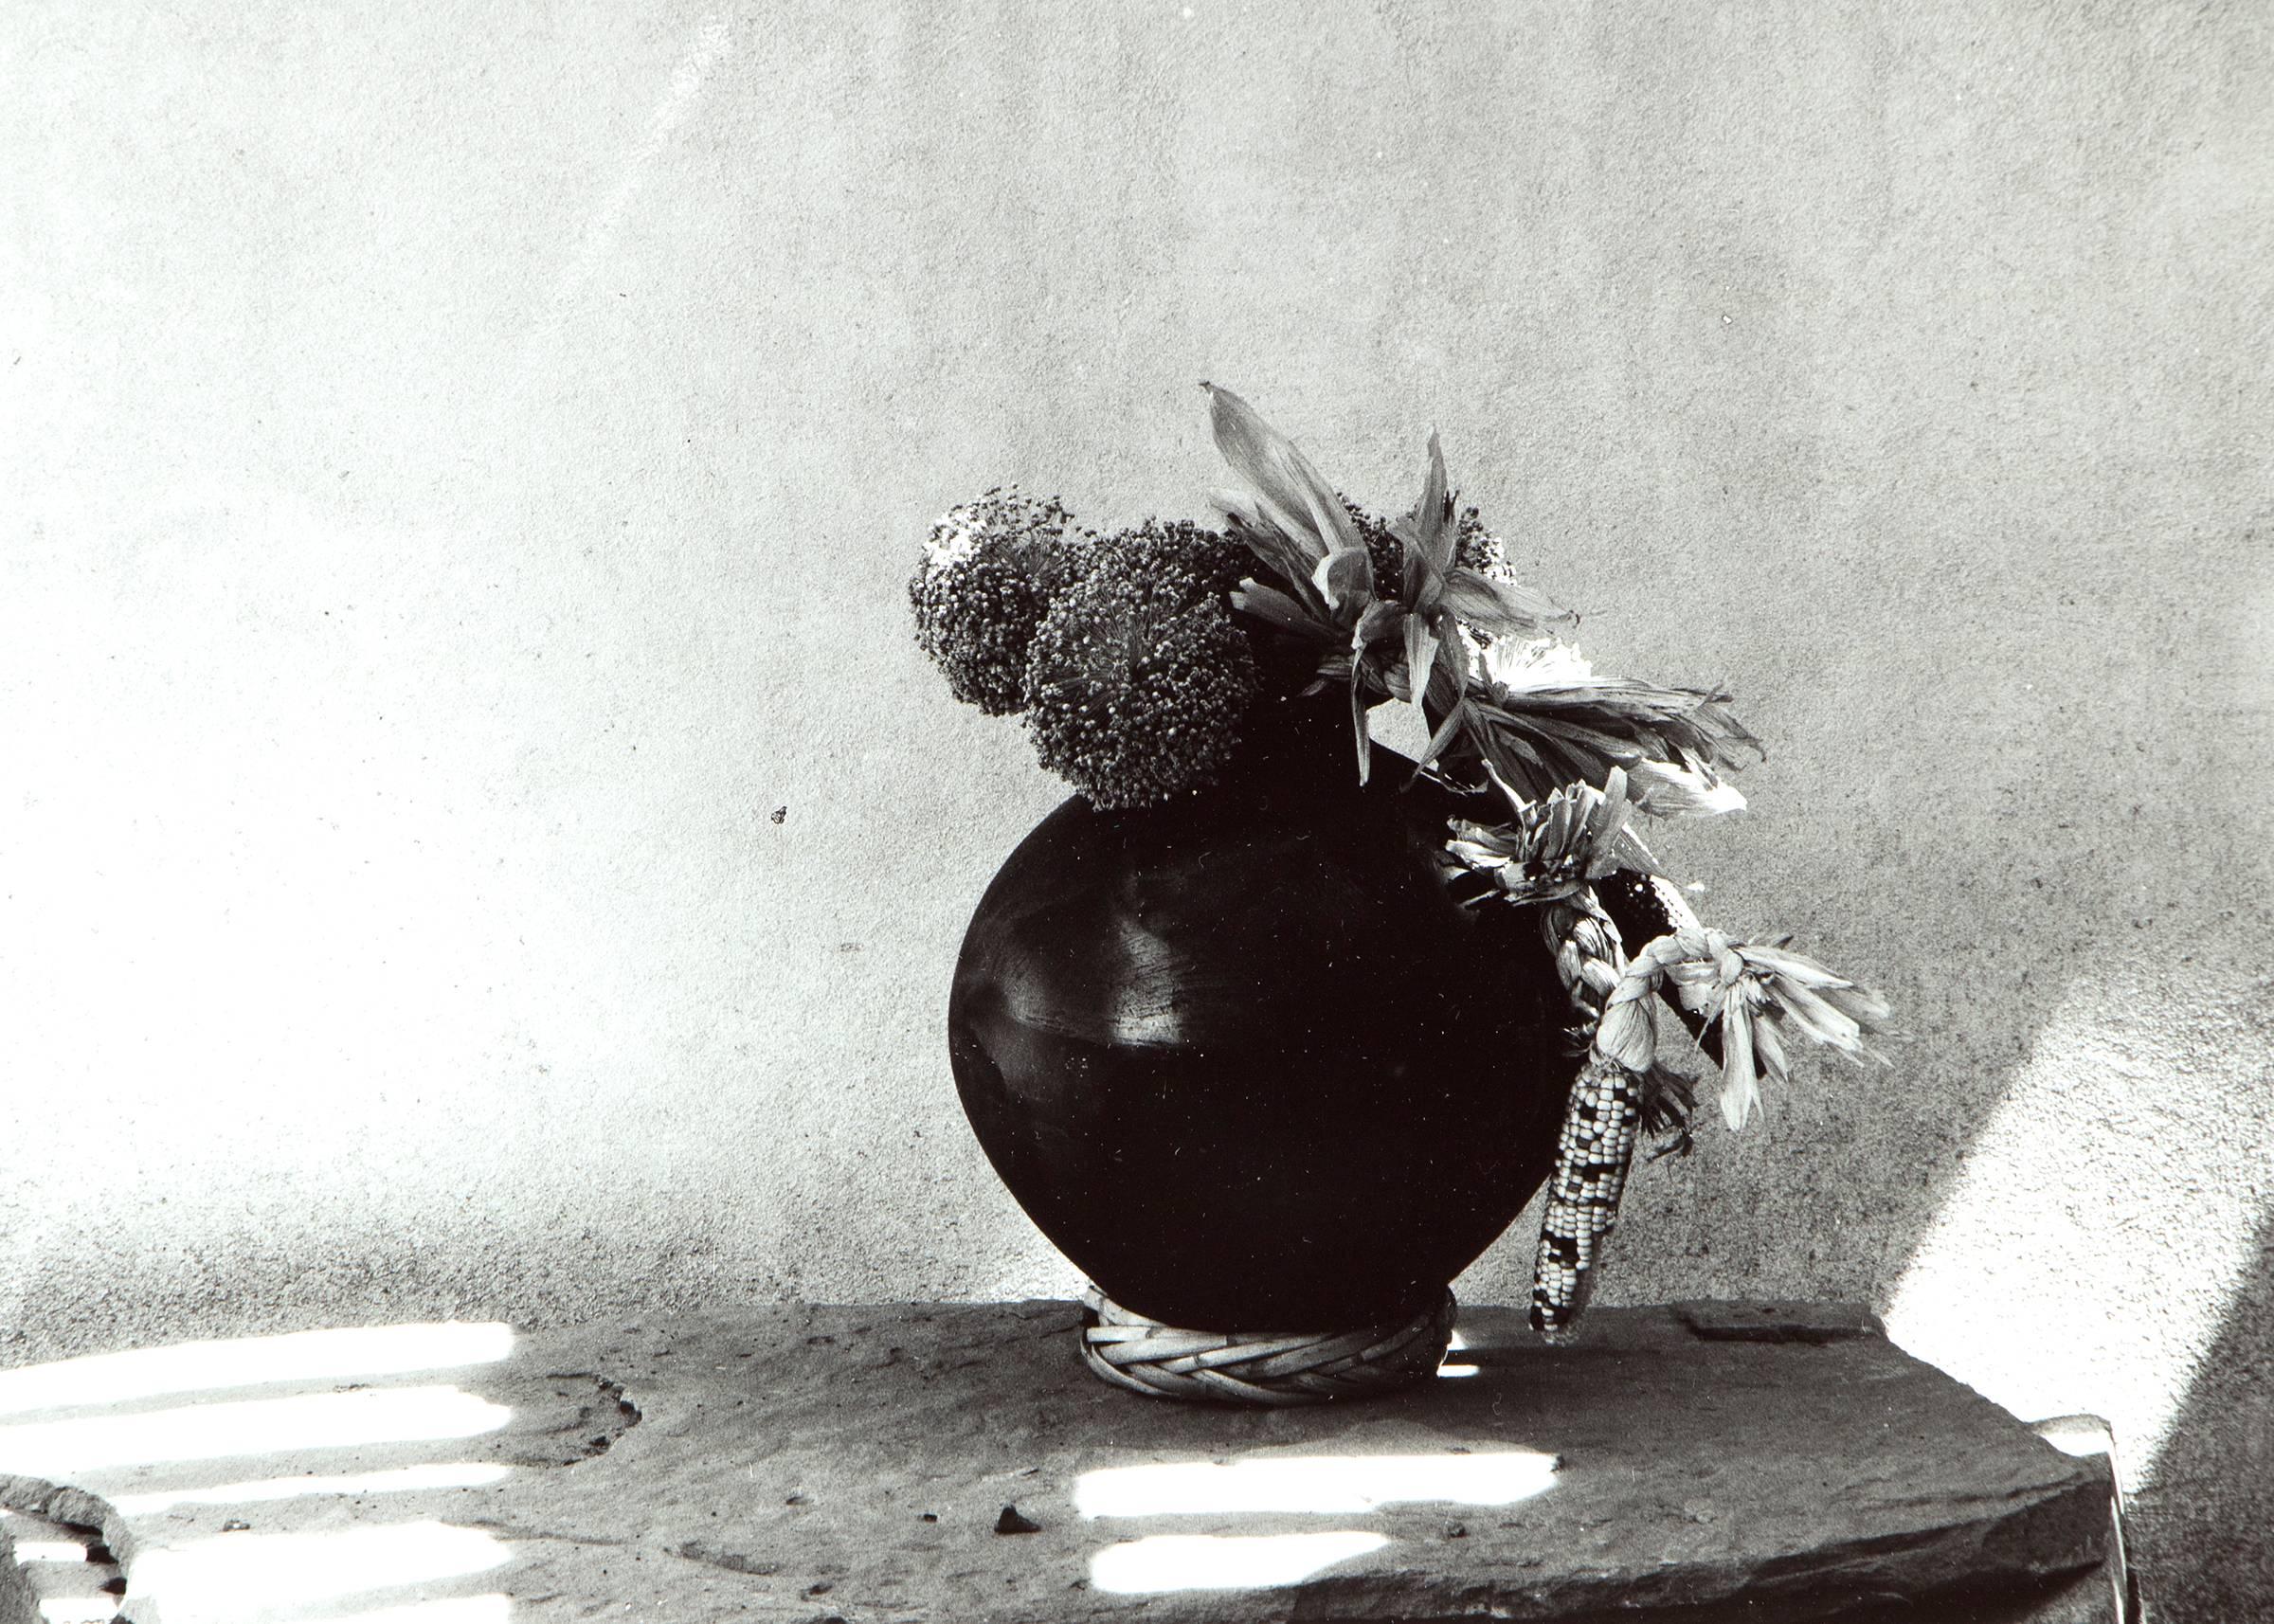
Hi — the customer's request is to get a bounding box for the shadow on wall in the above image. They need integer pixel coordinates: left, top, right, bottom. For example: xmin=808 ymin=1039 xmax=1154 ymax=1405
xmin=1684 ymin=530 xmax=2274 ymax=1624
xmin=1870 ymin=922 xmax=2274 ymax=1623
xmin=2134 ymin=1218 xmax=2274 ymax=1621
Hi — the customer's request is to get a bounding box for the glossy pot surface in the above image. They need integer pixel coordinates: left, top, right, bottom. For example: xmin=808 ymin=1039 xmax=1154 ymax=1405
xmin=948 ymin=709 xmax=1573 ymax=1329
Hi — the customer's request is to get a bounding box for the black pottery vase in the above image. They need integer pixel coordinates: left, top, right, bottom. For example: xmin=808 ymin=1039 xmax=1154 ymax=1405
xmin=948 ymin=699 xmax=1575 ymax=1331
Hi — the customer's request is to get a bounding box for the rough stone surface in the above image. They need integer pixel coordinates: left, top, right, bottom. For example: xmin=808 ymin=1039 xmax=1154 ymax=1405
xmin=0 ymin=1504 xmax=125 ymax=1624
xmin=0 ymin=1520 xmax=30 ymax=1624
xmin=0 ymin=1303 xmax=2115 ymax=1622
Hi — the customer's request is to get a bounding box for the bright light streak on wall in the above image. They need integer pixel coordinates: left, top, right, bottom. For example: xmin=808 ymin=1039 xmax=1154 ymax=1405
xmin=129 ymin=1523 xmax=509 ymax=1624
xmin=1075 ymin=1451 xmax=1557 ymax=1518
xmin=532 ymin=10 xmax=735 ymax=358
xmin=0 ymin=1323 xmax=514 ymax=1417
xmin=115 ymin=1462 xmax=513 ymax=1515
xmin=1090 ymin=1531 xmax=1390 ymax=1595
xmin=1884 ymin=970 xmax=2272 ymax=1485
xmin=0 ymin=1386 xmax=510 ymax=1476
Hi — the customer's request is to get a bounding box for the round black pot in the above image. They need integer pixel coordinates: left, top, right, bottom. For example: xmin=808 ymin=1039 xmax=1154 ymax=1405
xmin=948 ymin=699 xmax=1575 ymax=1330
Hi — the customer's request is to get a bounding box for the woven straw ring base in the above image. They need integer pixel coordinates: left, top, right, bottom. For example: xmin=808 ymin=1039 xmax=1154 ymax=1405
xmin=1077 ymin=1286 xmax=1458 ymax=1406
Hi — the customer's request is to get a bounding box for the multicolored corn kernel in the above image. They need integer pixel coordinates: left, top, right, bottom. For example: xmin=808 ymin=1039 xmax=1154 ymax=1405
xmin=1531 ymin=1053 xmax=1645 ymax=1341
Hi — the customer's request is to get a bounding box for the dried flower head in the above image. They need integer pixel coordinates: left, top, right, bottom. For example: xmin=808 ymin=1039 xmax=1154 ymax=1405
xmin=1023 ymin=539 xmax=1260 ymax=810
xmin=909 ymin=490 xmax=1089 ymax=715
xmin=1087 ymin=516 xmax=1252 ymax=604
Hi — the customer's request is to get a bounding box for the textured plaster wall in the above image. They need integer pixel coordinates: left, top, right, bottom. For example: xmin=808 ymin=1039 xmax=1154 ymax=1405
xmin=3 ymin=1 xmax=2268 ymax=1614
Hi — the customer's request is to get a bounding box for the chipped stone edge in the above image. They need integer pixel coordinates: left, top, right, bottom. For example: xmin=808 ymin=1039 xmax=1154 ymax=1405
xmin=1263 ymin=1471 xmax=2113 ymax=1622
xmin=535 ymin=1369 xmax=644 ymax=1462
xmin=0 ymin=1512 xmax=34 ymax=1624
xmin=0 ymin=1472 xmax=138 ymax=1624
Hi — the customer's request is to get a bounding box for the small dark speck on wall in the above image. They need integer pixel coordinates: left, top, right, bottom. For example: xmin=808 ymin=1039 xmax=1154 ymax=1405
xmin=770 ymin=806 xmax=787 ymax=824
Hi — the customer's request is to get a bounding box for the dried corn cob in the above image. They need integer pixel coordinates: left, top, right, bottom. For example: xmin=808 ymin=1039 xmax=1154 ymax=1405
xmin=1530 ymin=912 xmax=1893 ymax=1336
xmin=1488 ymin=779 xmax=1680 ymax=1342
xmin=1531 ymin=1052 xmax=1644 ymax=1341
xmin=1441 ymin=767 xmax=1892 ymax=1340
xmin=1530 ymin=884 xmax=1655 ymax=1342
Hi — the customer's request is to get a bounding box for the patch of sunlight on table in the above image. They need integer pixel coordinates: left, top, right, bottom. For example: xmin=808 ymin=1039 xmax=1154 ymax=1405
xmin=130 ymin=1521 xmax=509 ymax=1624
xmin=0 ymin=1387 xmax=510 ymax=1475
xmin=0 ymin=1325 xmax=514 ymax=1418
xmin=1076 ymin=1450 xmax=1558 ymax=1518
xmin=1091 ymin=1531 xmax=1390 ymax=1595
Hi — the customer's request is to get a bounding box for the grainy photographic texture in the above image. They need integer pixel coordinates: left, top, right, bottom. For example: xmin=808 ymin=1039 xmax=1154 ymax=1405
xmin=2 ymin=3 xmax=2267 ymax=1618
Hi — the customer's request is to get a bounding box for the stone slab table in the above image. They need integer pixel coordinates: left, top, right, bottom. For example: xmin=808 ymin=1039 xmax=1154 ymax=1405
xmin=0 ymin=1301 xmax=2123 ymax=1623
